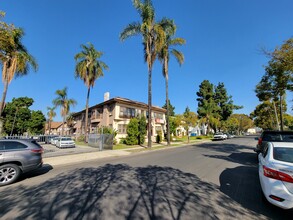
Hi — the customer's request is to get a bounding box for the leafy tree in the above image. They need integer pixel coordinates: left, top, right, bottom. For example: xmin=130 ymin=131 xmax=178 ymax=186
xmin=223 ymin=117 xmax=239 ymax=134
xmin=53 ymin=87 xmax=77 ymax=136
xmin=120 ymin=0 xmax=172 ymax=148
xmin=0 ymin=26 xmax=38 ymax=117
xmin=182 ymin=107 xmax=198 ymax=143
xmin=255 ymin=60 xmax=292 ymax=130
xmin=283 ymin=113 xmax=293 ymax=130
xmin=162 ymin=99 xmax=175 ymax=116
xmin=196 ymin=80 xmax=217 ymax=133
xmin=1 ymin=97 xmax=40 ymax=135
xmin=138 ymin=116 xmax=147 ymax=145
xmin=158 ymin=20 xmax=185 ymax=146
xmin=214 ymin=82 xmax=242 ymax=121
xmin=27 ymin=110 xmax=46 ymax=134
xmin=250 ymin=101 xmax=276 ymax=130
xmin=125 ymin=118 xmax=139 ymax=145
xmin=47 ymin=106 xmax=56 ymax=135
xmin=74 ymin=42 xmax=109 ymax=137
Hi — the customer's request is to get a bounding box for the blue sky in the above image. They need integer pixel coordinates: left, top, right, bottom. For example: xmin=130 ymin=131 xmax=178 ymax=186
xmin=1 ymin=0 xmax=292 ymax=121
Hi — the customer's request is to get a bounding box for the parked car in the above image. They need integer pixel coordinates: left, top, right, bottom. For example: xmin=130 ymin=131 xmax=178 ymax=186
xmin=213 ymin=133 xmax=227 ymax=140
xmin=55 ymin=137 xmax=75 ymax=148
xmin=50 ymin=137 xmax=60 ymax=146
xmin=0 ymin=139 xmax=43 ymax=186
xmin=258 ymin=142 xmax=293 ymax=209
xmin=254 ymin=130 xmax=293 ymax=154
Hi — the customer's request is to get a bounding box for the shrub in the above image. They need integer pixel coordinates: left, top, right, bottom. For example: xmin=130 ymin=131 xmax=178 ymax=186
xmin=125 ymin=118 xmax=139 ymax=145
xmin=156 ymin=130 xmax=162 ymax=143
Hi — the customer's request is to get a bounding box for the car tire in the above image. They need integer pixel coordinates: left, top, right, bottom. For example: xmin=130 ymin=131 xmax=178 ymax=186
xmin=0 ymin=164 xmax=21 ymax=186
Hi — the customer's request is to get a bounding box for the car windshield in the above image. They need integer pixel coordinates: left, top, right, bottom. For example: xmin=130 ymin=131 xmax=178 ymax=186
xmin=273 ymin=147 xmax=293 ymax=163
xmin=61 ymin=138 xmax=72 ymax=141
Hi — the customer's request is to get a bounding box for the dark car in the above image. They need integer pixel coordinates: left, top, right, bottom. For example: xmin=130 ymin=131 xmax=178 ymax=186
xmin=254 ymin=130 xmax=293 ymax=154
xmin=0 ymin=139 xmax=43 ymax=186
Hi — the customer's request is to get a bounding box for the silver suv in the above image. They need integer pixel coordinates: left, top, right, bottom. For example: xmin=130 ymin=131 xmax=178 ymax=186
xmin=0 ymin=139 xmax=43 ymax=186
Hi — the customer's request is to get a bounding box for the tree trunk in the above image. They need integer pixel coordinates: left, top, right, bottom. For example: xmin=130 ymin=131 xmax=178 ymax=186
xmin=279 ymin=94 xmax=284 ymax=131
xmin=48 ymin=120 xmax=51 ymax=135
xmin=0 ymin=79 xmax=9 ymax=117
xmin=62 ymin=115 xmax=65 ymax=136
xmin=273 ymin=101 xmax=280 ymax=130
xmin=84 ymin=87 xmax=91 ymax=143
xmin=148 ymin=68 xmax=152 ymax=148
xmin=165 ymin=79 xmax=170 ymax=146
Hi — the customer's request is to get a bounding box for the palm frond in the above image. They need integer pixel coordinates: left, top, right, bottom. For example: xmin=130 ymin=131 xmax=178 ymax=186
xmin=120 ymin=22 xmax=141 ymax=41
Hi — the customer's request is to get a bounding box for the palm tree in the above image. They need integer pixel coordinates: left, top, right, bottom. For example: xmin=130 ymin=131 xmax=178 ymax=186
xmin=47 ymin=106 xmax=56 ymax=135
xmin=120 ymin=0 xmax=171 ymax=148
xmin=53 ymin=87 xmax=77 ymax=136
xmin=158 ymin=20 xmax=185 ymax=146
xmin=74 ymin=43 xmax=109 ymax=139
xmin=0 ymin=27 xmax=38 ymax=117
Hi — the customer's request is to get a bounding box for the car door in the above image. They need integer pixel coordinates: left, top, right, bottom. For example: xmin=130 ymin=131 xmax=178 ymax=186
xmin=0 ymin=142 xmax=4 ymax=163
xmin=258 ymin=143 xmax=270 ymax=189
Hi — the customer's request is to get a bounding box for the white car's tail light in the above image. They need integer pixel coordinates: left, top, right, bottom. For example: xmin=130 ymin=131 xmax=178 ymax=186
xmin=263 ymin=166 xmax=293 ymax=183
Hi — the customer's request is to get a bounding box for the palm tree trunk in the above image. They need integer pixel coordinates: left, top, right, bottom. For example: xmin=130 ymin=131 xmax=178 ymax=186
xmin=148 ymin=68 xmax=152 ymax=148
xmin=0 ymin=79 xmax=9 ymax=117
xmin=62 ymin=115 xmax=65 ymax=136
xmin=165 ymin=79 xmax=170 ymax=146
xmin=85 ymin=87 xmax=90 ymax=142
xmin=48 ymin=120 xmax=51 ymax=135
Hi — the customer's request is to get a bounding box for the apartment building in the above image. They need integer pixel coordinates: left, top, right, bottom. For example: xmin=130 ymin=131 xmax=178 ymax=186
xmin=71 ymin=95 xmax=167 ymax=142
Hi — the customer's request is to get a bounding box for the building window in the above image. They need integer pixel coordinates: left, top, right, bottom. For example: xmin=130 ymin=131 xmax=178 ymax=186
xmin=119 ymin=107 xmax=136 ymax=118
xmin=118 ymin=124 xmax=127 ymax=134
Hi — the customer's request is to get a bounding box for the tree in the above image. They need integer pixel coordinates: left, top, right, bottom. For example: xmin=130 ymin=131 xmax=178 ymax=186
xmin=47 ymin=106 xmax=56 ymax=135
xmin=283 ymin=113 xmax=293 ymax=130
xmin=120 ymin=0 xmax=172 ymax=148
xmin=138 ymin=116 xmax=147 ymax=145
xmin=74 ymin=42 xmax=109 ymax=138
xmin=1 ymin=97 xmax=44 ymax=135
xmin=196 ymin=80 xmax=218 ymax=133
xmin=162 ymin=99 xmax=175 ymax=116
xmin=182 ymin=107 xmax=197 ymax=143
xmin=255 ymin=60 xmax=292 ymax=130
xmin=0 ymin=27 xmax=38 ymax=117
xmin=28 ymin=110 xmax=46 ymax=135
xmin=158 ymin=23 xmax=185 ymax=146
xmin=125 ymin=118 xmax=139 ymax=145
xmin=251 ymin=101 xmax=279 ymax=130
xmin=53 ymin=87 xmax=77 ymax=136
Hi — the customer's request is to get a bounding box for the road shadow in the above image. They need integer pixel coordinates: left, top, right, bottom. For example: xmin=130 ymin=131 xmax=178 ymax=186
xmin=204 ymin=152 xmax=257 ymax=166
xmin=194 ymin=140 xmax=254 ymax=154
xmin=220 ymin=166 xmax=293 ymax=219
xmin=13 ymin=164 xmax=54 ymax=184
xmin=0 ymin=164 xmax=265 ymax=220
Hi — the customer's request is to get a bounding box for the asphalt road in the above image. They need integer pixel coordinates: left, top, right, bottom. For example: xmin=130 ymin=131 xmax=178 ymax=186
xmin=0 ymin=136 xmax=292 ymax=219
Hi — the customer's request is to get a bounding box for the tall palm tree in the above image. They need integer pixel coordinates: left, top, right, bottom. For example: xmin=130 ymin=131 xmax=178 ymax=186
xmin=158 ymin=20 xmax=185 ymax=146
xmin=74 ymin=43 xmax=109 ymax=139
xmin=47 ymin=106 xmax=56 ymax=135
xmin=0 ymin=27 xmax=38 ymax=117
xmin=120 ymin=0 xmax=171 ymax=148
xmin=53 ymin=87 xmax=77 ymax=136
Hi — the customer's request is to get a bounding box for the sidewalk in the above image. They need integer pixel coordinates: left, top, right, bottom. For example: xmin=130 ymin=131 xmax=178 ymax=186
xmin=42 ymin=139 xmax=210 ymax=167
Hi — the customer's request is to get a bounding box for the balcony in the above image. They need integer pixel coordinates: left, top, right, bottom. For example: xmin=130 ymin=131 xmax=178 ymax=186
xmin=91 ymin=115 xmax=102 ymax=123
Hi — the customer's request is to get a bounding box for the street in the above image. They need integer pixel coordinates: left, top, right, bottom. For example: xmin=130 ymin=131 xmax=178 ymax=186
xmin=0 ymin=136 xmax=292 ymax=219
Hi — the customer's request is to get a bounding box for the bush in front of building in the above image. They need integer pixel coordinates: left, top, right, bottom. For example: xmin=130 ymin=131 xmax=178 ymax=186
xmin=126 ymin=118 xmax=139 ymax=145
xmin=156 ymin=130 xmax=162 ymax=143
xmin=138 ymin=116 xmax=147 ymax=145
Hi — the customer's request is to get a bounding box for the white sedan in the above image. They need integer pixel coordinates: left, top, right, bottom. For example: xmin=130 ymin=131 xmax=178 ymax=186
xmin=56 ymin=137 xmax=75 ymax=148
xmin=258 ymin=142 xmax=293 ymax=209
